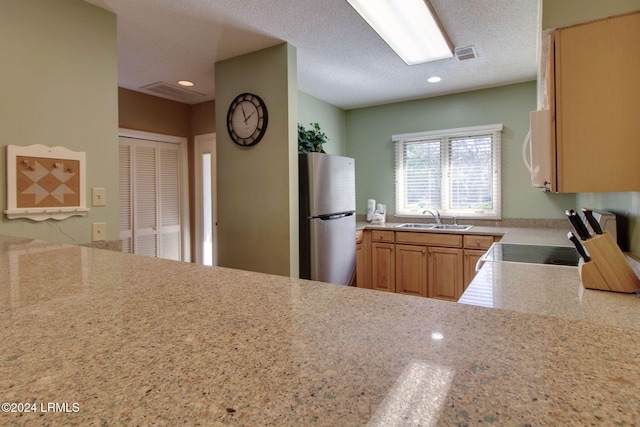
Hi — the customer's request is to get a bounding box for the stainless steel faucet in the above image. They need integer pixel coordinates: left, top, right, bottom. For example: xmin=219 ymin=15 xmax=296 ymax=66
xmin=422 ymin=208 xmax=441 ymax=225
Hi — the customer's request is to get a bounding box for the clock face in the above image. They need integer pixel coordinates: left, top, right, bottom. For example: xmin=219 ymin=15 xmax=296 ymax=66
xmin=226 ymin=93 xmax=268 ymax=147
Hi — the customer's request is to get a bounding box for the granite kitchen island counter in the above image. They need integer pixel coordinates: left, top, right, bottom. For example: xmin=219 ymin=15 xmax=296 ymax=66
xmin=1 ymin=234 xmax=640 ymax=426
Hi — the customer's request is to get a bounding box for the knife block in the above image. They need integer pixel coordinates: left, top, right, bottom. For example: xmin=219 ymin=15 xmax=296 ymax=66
xmin=579 ymin=232 xmax=640 ymax=293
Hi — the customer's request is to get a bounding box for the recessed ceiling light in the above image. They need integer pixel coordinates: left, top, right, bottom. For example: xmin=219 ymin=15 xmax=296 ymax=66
xmin=346 ymin=0 xmax=453 ymax=65
xmin=177 ymin=80 xmax=194 ymax=87
xmin=427 ymin=76 xmax=442 ymax=83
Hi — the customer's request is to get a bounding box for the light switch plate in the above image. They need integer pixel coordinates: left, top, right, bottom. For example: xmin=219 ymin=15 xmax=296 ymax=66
xmin=92 ymin=188 xmax=106 ymax=207
xmin=92 ymin=222 xmax=106 ymax=242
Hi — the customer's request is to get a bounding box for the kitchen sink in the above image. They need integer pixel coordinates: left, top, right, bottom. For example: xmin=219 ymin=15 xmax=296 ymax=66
xmin=396 ymin=223 xmax=473 ymax=231
xmin=431 ymin=224 xmax=473 ymax=231
xmin=396 ymin=223 xmax=435 ymax=229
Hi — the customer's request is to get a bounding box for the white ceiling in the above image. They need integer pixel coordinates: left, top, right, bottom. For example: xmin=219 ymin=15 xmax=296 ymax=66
xmin=85 ymin=0 xmax=540 ymax=110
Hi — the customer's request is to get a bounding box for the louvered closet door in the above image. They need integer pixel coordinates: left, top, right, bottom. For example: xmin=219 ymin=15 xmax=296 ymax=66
xmin=119 ymin=136 xmax=183 ymax=260
xmin=158 ymin=145 xmax=181 ymax=260
xmin=119 ymin=143 xmax=133 ymax=253
xmin=133 ymin=142 xmax=159 ymax=257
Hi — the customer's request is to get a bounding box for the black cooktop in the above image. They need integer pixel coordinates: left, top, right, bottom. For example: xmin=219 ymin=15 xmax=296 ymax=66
xmin=486 ymin=243 xmax=580 ymax=267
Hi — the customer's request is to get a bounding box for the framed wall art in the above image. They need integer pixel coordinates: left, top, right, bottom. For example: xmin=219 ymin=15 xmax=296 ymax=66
xmin=5 ymin=144 xmax=89 ymax=221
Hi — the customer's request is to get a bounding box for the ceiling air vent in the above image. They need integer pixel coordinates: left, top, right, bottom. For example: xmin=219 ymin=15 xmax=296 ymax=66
xmin=139 ymin=82 xmax=207 ymax=103
xmin=454 ymin=46 xmax=478 ymax=61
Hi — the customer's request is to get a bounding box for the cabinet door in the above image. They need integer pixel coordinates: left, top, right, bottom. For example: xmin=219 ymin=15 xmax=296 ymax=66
xmin=371 ymin=242 xmax=395 ymax=292
xmin=355 ymin=242 xmax=366 ymax=287
xmin=463 ymin=249 xmax=486 ymax=291
xmin=428 ymin=247 xmax=463 ymax=301
xmin=395 ymin=245 xmax=427 ymax=297
xmin=555 ymin=12 xmax=640 ymax=192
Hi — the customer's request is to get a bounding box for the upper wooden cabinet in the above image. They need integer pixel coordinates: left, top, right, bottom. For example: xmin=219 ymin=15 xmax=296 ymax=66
xmin=533 ymin=11 xmax=640 ymax=193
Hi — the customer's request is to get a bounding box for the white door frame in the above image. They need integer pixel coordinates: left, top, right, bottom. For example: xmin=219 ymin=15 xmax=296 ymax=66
xmin=118 ymin=128 xmax=190 ymax=262
xmin=194 ymin=133 xmax=217 ymax=266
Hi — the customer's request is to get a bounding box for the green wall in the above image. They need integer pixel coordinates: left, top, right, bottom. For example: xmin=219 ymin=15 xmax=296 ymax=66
xmin=0 ymin=0 xmax=119 ymax=244
xmin=215 ymin=43 xmax=299 ymax=277
xmin=298 ymin=91 xmax=347 ymax=156
xmin=542 ymin=0 xmax=640 ymax=29
xmin=543 ymin=0 xmax=640 ymax=256
xmin=345 ymin=81 xmax=575 ymax=219
xmin=577 ymin=193 xmax=640 ymax=255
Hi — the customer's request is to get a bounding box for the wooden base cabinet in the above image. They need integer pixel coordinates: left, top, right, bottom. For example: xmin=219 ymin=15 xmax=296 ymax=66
xmin=362 ymin=229 xmax=499 ymax=301
xmin=369 ymin=230 xmax=395 ymax=292
xmin=355 ymin=230 xmax=366 ymax=287
xmin=371 ymin=242 xmax=395 ymax=292
xmin=428 ymin=247 xmax=463 ymax=301
xmin=463 ymin=249 xmax=486 ymax=290
xmin=395 ymin=244 xmax=427 ymax=297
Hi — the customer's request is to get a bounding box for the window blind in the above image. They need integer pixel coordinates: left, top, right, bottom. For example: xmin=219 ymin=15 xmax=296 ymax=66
xmin=394 ymin=124 xmax=502 ymax=219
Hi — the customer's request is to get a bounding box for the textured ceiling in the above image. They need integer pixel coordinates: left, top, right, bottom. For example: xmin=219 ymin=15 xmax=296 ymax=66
xmin=86 ymin=0 xmax=540 ymax=109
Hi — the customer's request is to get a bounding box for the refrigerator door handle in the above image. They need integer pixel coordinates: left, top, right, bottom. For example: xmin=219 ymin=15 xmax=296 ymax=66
xmin=314 ymin=211 xmax=355 ymax=221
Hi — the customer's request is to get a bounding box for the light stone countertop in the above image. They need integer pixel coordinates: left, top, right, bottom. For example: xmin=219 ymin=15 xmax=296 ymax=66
xmin=357 ymin=221 xmax=573 ymax=246
xmin=1 ymin=233 xmax=640 ymax=426
xmin=360 ymin=221 xmax=640 ymax=330
xmin=459 ymin=261 xmax=640 ymax=330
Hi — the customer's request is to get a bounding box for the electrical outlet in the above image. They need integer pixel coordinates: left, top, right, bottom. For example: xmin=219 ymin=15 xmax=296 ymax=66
xmin=92 ymin=222 xmax=106 ymax=242
xmin=92 ymin=188 xmax=106 ymax=207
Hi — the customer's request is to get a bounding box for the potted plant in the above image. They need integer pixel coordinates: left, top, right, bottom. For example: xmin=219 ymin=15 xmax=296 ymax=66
xmin=298 ymin=122 xmax=328 ymax=153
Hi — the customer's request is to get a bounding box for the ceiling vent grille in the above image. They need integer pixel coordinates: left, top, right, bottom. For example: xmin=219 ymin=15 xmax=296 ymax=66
xmin=454 ymin=46 xmax=478 ymax=61
xmin=139 ymin=82 xmax=207 ymax=103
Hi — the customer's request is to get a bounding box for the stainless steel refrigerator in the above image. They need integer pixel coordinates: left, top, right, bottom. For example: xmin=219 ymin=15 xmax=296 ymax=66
xmin=299 ymin=153 xmax=356 ymax=285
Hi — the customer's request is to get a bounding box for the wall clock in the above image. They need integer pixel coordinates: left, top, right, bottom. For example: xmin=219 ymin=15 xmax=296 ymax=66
xmin=226 ymin=93 xmax=268 ymax=147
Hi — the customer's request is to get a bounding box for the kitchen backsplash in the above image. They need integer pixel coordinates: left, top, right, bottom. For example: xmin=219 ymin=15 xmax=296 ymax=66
xmin=577 ymin=192 xmax=640 ymax=256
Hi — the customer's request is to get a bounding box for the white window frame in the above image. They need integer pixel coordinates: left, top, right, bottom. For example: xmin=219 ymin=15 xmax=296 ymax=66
xmin=393 ymin=123 xmax=503 ymax=220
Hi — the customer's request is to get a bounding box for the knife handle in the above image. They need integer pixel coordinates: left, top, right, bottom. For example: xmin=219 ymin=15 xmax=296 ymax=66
xmin=566 ymin=210 xmax=590 ymax=240
xmin=581 ymin=208 xmax=603 ymax=235
xmin=567 ymin=231 xmax=590 ymax=262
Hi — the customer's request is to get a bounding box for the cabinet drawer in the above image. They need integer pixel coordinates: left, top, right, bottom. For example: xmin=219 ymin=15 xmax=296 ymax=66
xmin=463 ymin=235 xmax=495 ymax=250
xmin=395 ymin=232 xmax=462 ymax=248
xmin=370 ymin=230 xmax=394 ymax=243
xmin=355 ymin=230 xmax=363 ymax=244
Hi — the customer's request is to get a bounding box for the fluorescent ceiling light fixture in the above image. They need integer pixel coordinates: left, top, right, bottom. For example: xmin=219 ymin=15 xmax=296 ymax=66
xmin=177 ymin=80 xmax=195 ymax=87
xmin=427 ymin=76 xmax=441 ymax=83
xmin=346 ymin=0 xmax=453 ymax=65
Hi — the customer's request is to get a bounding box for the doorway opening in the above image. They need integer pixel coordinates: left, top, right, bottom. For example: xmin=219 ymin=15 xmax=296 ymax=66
xmin=194 ymin=133 xmax=217 ymax=266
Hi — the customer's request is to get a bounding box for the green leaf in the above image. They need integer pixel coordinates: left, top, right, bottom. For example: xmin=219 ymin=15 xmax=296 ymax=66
xmin=298 ymin=122 xmax=329 ymax=153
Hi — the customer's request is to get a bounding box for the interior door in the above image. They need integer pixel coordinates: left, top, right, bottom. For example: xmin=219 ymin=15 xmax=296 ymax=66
xmin=119 ymin=132 xmax=188 ymax=261
xmin=133 ymin=142 xmax=159 ymax=256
